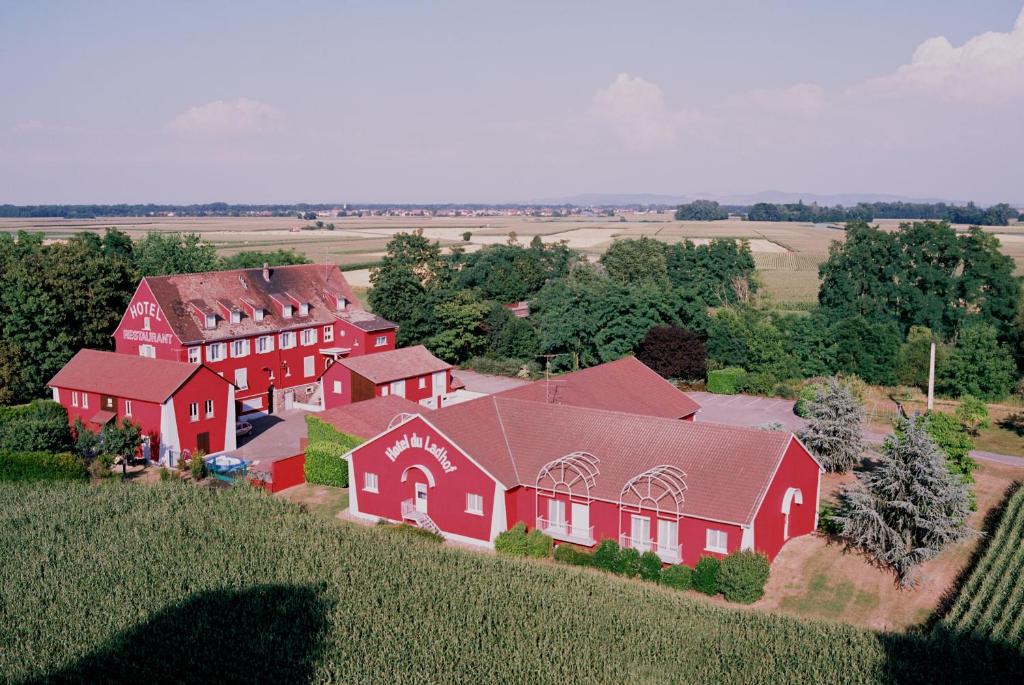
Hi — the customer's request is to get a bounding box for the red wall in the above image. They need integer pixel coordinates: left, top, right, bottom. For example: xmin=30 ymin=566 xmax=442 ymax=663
xmin=321 ymin=363 xmax=355 ymax=409
xmin=753 ymin=438 xmax=821 ymax=560
xmin=266 ymin=454 xmax=306 ymax=493
xmin=170 ymin=366 xmax=233 ymax=456
xmin=337 ymin=320 xmax=396 ymax=357
xmin=114 ymin=280 xmax=184 ymax=359
xmin=55 ymin=387 xmax=163 ymax=457
xmin=350 ymin=416 xmax=498 ymax=542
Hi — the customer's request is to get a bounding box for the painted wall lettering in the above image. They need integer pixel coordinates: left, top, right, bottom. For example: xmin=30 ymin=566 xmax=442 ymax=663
xmin=122 ymin=329 xmax=174 ymax=344
xmin=384 ymin=432 xmax=457 ymax=474
xmin=128 ymin=300 xmax=163 ymax=322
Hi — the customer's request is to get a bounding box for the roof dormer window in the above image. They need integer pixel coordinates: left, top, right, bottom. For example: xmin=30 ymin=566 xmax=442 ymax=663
xmin=282 ymin=304 xmax=293 ymax=319
xmin=299 ymin=302 xmax=309 ymax=317
xmin=254 ymin=308 xmax=265 ymax=322
xmin=204 ymin=314 xmax=217 ymax=330
xmin=335 ymin=296 xmax=348 ymax=311
xmin=230 ymin=310 xmax=242 ymax=324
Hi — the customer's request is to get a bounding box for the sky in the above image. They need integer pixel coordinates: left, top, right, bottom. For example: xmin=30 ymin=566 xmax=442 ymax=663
xmin=1 ymin=1 xmax=1023 ymax=204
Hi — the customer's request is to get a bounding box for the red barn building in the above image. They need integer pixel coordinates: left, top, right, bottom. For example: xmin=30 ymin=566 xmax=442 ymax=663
xmin=340 ymin=360 xmax=821 ymax=565
xmin=319 ymin=345 xmax=453 ymax=410
xmin=48 ymin=349 xmax=236 ymax=467
xmin=113 ymin=264 xmax=397 ymax=417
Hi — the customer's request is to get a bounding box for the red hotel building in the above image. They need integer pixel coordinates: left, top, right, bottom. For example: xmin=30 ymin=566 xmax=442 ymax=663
xmin=319 ymin=345 xmax=454 ymax=410
xmin=113 ymin=264 xmax=397 ymax=416
xmin=335 ymin=358 xmax=822 ymax=566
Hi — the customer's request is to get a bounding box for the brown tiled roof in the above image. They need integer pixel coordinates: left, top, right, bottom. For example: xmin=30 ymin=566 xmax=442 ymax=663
xmin=426 ymin=397 xmax=794 ymax=525
xmin=48 ymin=349 xmax=218 ymax=403
xmin=143 ymin=264 xmax=396 ymax=344
xmin=338 ymin=345 xmax=451 ymax=385
xmin=319 ymin=395 xmax=430 ymax=440
xmin=497 ymin=356 xmax=701 ymax=419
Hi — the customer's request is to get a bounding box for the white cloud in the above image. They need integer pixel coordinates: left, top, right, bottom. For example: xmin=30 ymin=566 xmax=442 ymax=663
xmin=166 ymin=98 xmax=286 ymax=137
xmin=589 ymin=73 xmax=697 ymax=150
xmin=855 ymin=7 xmax=1024 ymax=103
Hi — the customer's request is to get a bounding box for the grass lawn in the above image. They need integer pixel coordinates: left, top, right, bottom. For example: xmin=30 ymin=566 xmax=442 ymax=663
xmin=275 ymin=483 xmax=348 ymax=518
xmin=974 ymin=423 xmax=1024 ymax=456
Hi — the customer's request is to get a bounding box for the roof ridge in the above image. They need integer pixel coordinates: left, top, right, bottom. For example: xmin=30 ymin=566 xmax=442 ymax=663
xmin=492 ymin=396 xmax=521 ymax=485
xmin=146 ymin=262 xmax=333 ymax=282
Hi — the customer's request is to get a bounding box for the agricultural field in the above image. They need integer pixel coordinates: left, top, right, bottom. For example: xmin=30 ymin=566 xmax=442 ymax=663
xmin=2 ymin=481 xmax=1022 ymax=684
xmin=3 ymin=214 xmax=1010 ymax=302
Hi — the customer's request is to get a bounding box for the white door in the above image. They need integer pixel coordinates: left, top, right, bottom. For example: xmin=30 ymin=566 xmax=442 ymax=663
xmin=415 ymin=482 xmax=428 ymax=513
xmin=284 ymin=391 xmax=294 ymax=409
xmin=631 ymin=515 xmax=651 ymax=551
xmin=571 ymin=502 xmax=590 ymax=539
xmin=548 ymin=499 xmax=566 ymax=532
xmin=657 ymin=519 xmax=678 ymax=554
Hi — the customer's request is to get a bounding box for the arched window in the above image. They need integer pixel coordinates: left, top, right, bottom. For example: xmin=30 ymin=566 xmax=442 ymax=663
xmin=781 ymin=487 xmax=803 ymax=539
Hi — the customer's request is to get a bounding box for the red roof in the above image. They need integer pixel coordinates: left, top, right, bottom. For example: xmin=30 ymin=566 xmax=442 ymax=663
xmin=319 ymin=395 xmax=430 ymax=440
xmin=497 ymin=356 xmax=700 ymax=419
xmin=142 ymin=264 xmax=395 ymax=344
xmin=425 ymin=396 xmax=796 ymax=525
xmin=337 ymin=345 xmax=451 ymax=385
xmin=48 ymin=349 xmax=220 ymax=404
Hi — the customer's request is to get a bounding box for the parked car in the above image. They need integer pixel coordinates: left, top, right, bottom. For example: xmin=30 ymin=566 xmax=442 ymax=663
xmin=235 ymin=421 xmax=253 ymax=438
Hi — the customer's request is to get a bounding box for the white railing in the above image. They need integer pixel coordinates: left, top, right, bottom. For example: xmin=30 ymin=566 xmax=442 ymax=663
xmin=401 ymin=499 xmax=415 ymax=517
xmin=536 ymin=517 xmax=595 ymax=545
xmin=620 ymin=534 xmax=681 ymax=563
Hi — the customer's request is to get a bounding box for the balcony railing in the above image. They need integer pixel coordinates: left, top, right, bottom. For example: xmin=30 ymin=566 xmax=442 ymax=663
xmin=620 ymin=534 xmax=681 ymax=564
xmin=536 ymin=517 xmax=595 ymax=545
xmin=401 ymin=499 xmax=416 ymax=518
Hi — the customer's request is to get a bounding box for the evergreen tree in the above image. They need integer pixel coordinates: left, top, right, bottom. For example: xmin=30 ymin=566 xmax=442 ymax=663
xmin=797 ymin=378 xmax=865 ymax=472
xmin=836 ymin=419 xmax=972 ymax=586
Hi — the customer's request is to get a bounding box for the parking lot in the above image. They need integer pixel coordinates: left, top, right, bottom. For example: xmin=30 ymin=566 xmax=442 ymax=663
xmin=687 ymin=391 xmax=808 ymax=433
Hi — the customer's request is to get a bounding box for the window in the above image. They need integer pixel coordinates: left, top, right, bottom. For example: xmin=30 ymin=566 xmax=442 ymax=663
xmin=205 ymin=399 xmax=214 ymax=419
xmin=282 ymin=304 xmax=293 ymax=319
xmin=139 ymin=345 xmax=156 ymax=358
xmin=335 ymin=296 xmax=348 ymax=310
xmin=657 ymin=519 xmax=678 ymax=553
xmin=256 ymin=335 xmax=273 ymax=354
xmin=254 ymin=308 xmax=265 ymax=322
xmin=380 ymin=386 xmax=389 ymax=397
xmin=230 ymin=310 xmax=242 ymax=324
xmin=630 ymin=515 xmax=652 ymax=551
xmin=299 ymin=303 xmax=309 ymax=316
xmin=143 ymin=316 xmax=151 ymax=331
xmin=189 ymin=402 xmax=199 ymax=422
xmin=204 ymin=314 xmax=216 ymax=330
xmin=301 ymin=328 xmax=317 ymax=346
xmin=323 ymin=325 xmax=334 ymax=342
xmin=235 ymin=368 xmax=248 ymax=390
xmin=363 ymin=472 xmax=379 ymax=493
xmin=303 ymin=356 xmax=315 ymax=377
xmin=705 ymin=529 xmax=728 ymax=553
xmin=71 ymin=391 xmax=79 ymax=407
xmin=188 ymin=347 xmax=201 ymax=364
xmin=230 ymin=339 xmax=249 ymax=358
xmin=332 ymin=380 xmax=343 ymax=394
xmin=374 ymin=335 xmax=388 ymax=347
xmin=418 ymin=377 xmax=427 ymax=390
xmin=466 ymin=493 xmax=484 ymax=515
xmin=280 ymin=331 xmax=296 ymax=349
xmin=124 ymin=400 xmax=132 ymax=416
xmin=207 ymin=343 xmax=226 ymax=362
xmin=81 ymin=393 xmax=88 ymax=409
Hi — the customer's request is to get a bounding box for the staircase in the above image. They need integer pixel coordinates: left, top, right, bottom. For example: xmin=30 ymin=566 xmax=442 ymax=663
xmin=401 ymin=499 xmax=442 ymax=535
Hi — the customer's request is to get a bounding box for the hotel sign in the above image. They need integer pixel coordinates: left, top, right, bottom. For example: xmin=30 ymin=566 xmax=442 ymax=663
xmin=385 ymin=432 xmax=457 ymax=474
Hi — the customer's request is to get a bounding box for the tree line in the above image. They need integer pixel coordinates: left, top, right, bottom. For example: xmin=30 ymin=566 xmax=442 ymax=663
xmin=0 ymin=229 xmax=309 ymax=404
xmin=673 ymin=199 xmax=1020 ymax=226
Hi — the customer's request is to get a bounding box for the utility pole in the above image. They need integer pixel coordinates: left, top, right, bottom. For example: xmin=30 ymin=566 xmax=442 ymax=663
xmin=927 ymin=342 xmax=936 ymax=411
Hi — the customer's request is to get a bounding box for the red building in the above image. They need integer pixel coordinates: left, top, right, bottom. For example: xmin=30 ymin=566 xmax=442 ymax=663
xmin=319 ymin=345 xmax=453 ymax=410
xmin=48 ymin=349 xmax=236 ymax=467
xmin=113 ymin=263 xmax=397 ymax=417
xmin=339 ymin=359 xmax=821 ymax=565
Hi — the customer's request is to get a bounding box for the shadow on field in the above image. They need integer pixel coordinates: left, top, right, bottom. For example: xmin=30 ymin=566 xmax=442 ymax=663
xmin=879 ymin=627 xmax=1024 ymax=683
xmin=27 ymin=584 xmax=332 ymax=685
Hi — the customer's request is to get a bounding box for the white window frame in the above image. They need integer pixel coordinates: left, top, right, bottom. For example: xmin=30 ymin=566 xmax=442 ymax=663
xmin=205 ymin=399 xmax=214 ymax=419
xmin=282 ymin=304 xmax=293 ymax=319
xmin=466 ymin=493 xmax=484 ymax=515
xmin=231 ymin=338 xmax=249 ymax=358
xmin=207 ymin=343 xmax=226 ymax=362
xmin=705 ymin=529 xmax=728 ymax=554
xmin=71 ymin=391 xmax=79 ymax=407
xmin=374 ymin=335 xmax=388 ymax=347
xmin=380 ymin=386 xmax=389 ymax=397
xmin=303 ymin=355 xmax=315 ymax=377
xmin=302 ymin=328 xmax=317 ymax=346
xmin=230 ymin=310 xmax=242 ymax=324
xmin=204 ymin=314 xmax=216 ymax=330
xmin=235 ymin=368 xmax=249 ymax=390
xmin=332 ymin=380 xmax=343 ymax=394
xmin=418 ymin=377 xmax=427 ymax=390
xmin=143 ymin=316 xmax=151 ymax=331
xmin=280 ymin=331 xmax=296 ymax=349
xmin=323 ymin=325 xmax=334 ymax=342
xmin=254 ymin=308 xmax=265 ymax=322
xmin=81 ymin=393 xmax=88 ymax=409
xmin=299 ymin=303 xmax=309 ymax=317
xmin=124 ymin=400 xmax=132 ymax=416
xmin=189 ymin=402 xmax=199 ymax=422
xmin=256 ymin=335 xmax=274 ymax=354
xmin=363 ymin=472 xmax=379 ymax=493
xmin=188 ymin=346 xmax=201 ymax=364
xmin=139 ymin=344 xmax=156 ymax=358
xmin=335 ymin=296 xmax=348 ymax=310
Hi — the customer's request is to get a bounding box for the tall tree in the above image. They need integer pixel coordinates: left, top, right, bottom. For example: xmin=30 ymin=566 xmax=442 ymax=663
xmin=599 ymin=237 xmax=668 ymax=286
xmin=797 ymin=378 xmax=865 ymax=472
xmin=369 ymin=231 xmax=449 ymax=346
xmin=836 ymin=419 xmax=972 ymax=586
xmin=635 ymin=325 xmax=706 ymax=380
xmin=665 ymin=239 xmax=757 ymax=306
xmin=133 ymin=232 xmax=220 ymax=276
xmin=675 ymin=200 xmax=728 ymax=221
xmin=938 ymin=324 xmax=1017 ymax=400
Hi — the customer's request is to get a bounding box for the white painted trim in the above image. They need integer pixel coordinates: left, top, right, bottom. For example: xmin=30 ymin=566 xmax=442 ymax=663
xmin=347 ymin=457 xmax=360 ymax=515
xmin=489 ymin=481 xmax=507 ymax=541
xmin=51 ymin=387 xmax=60 ymax=403
xmin=224 ymin=384 xmax=237 ymax=451
xmin=400 ymin=464 xmax=437 ymax=488
xmin=159 ymin=398 xmax=181 ymax=468
xmin=740 ymin=524 xmax=755 ymax=551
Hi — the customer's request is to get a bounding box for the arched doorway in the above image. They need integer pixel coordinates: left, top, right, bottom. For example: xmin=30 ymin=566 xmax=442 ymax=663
xmin=401 ymin=465 xmax=436 ymax=515
xmin=782 ymin=487 xmax=803 ymax=540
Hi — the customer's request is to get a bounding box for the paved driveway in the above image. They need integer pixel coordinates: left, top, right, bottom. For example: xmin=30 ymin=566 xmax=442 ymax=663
xmin=689 ymin=391 xmax=808 ymax=433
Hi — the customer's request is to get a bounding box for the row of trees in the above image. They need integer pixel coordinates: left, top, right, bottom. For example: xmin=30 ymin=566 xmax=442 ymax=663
xmin=0 ymin=229 xmax=309 ymax=404
xmin=735 ymin=202 xmax=1018 ymax=225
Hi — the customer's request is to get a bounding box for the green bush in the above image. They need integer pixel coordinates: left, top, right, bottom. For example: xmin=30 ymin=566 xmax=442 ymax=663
xmin=89 ymin=453 xmax=115 ymax=479
xmin=0 ymin=400 xmax=71 ymax=453
xmin=0 ymin=451 xmax=86 ymax=482
xmin=718 ymin=550 xmax=771 ymax=604
xmin=304 ymin=416 xmax=364 ymax=488
xmin=593 ymin=539 xmax=623 ymax=573
xmin=639 ymin=551 xmax=662 ymax=581
xmin=553 ymin=544 xmax=594 ymax=567
xmin=495 ymin=522 xmax=530 ymax=556
xmin=738 ymin=371 xmax=777 ymax=396
xmin=794 ymin=383 xmax=824 ymax=417
xmin=707 ymin=367 xmax=746 ymax=395
xmin=525 ymin=529 xmax=553 ymax=558
xmin=693 ymin=556 xmax=721 ymax=595
xmin=189 ymin=451 xmax=207 ymax=481
xmin=817 ymin=502 xmax=841 ymax=535
xmin=659 ymin=564 xmax=692 ymax=591
xmin=619 ymin=547 xmax=641 ymax=577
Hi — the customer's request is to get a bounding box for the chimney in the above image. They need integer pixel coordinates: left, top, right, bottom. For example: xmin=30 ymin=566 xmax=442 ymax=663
xmin=262 ymin=263 xmax=270 ymax=282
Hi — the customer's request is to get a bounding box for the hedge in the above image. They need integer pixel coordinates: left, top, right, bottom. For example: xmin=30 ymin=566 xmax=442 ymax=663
xmin=304 ymin=416 xmax=364 ymax=488
xmin=718 ymin=550 xmax=771 ymax=604
xmin=659 ymin=564 xmax=693 ymax=591
xmin=0 ymin=451 xmax=87 ymax=482
xmin=495 ymin=522 xmax=552 ymax=558
xmin=553 ymin=544 xmax=594 ymax=566
xmin=694 ymin=556 xmax=721 ymax=595
xmin=706 ymin=367 xmax=746 ymax=395
xmin=0 ymin=400 xmax=71 ymax=453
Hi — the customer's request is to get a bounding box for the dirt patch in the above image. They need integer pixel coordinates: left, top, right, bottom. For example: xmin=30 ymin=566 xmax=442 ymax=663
xmin=276 ymin=483 xmax=349 ymax=518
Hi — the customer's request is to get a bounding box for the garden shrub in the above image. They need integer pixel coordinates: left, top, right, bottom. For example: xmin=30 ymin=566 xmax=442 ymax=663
xmin=794 ymin=383 xmax=824 ymax=417
xmin=693 ymin=556 xmax=721 ymax=595
xmin=639 ymin=551 xmax=662 ymax=581
xmin=817 ymin=502 xmax=841 ymax=535
xmin=494 ymin=522 xmax=530 ymax=556
xmin=0 ymin=400 xmax=71 ymax=453
xmin=0 ymin=451 xmax=86 ymax=482
xmin=707 ymin=367 xmax=746 ymax=395
xmin=772 ymin=382 xmax=799 ymax=400
xmin=189 ymin=451 xmax=207 ymax=481
xmin=738 ymin=371 xmax=777 ymax=396
xmin=619 ymin=547 xmax=641 ymax=577
xmin=594 ymin=539 xmax=624 ymax=573
xmin=553 ymin=544 xmax=594 ymax=567
xmin=304 ymin=416 xmax=363 ymax=488
xmin=659 ymin=564 xmax=692 ymax=591
xmin=89 ymin=453 xmax=115 ymax=480
xmin=525 ymin=529 xmax=553 ymax=558
xmin=718 ymin=550 xmax=771 ymax=604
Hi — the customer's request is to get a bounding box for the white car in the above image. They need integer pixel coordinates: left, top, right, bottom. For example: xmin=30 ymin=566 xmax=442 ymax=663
xmin=235 ymin=421 xmax=253 ymax=438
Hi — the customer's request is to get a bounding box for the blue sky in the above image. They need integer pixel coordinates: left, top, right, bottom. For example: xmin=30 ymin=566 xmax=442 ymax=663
xmin=2 ymin=1 xmax=1023 ymax=203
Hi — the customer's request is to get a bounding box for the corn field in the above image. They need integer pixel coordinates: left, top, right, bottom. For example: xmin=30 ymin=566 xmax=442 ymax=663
xmin=1 ymin=482 xmax=1021 ymax=684
xmin=941 ymin=485 xmax=1024 ymax=645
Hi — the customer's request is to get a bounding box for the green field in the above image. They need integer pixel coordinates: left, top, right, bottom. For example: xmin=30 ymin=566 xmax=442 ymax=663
xmin=1 ymin=482 xmax=1021 ymax=684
